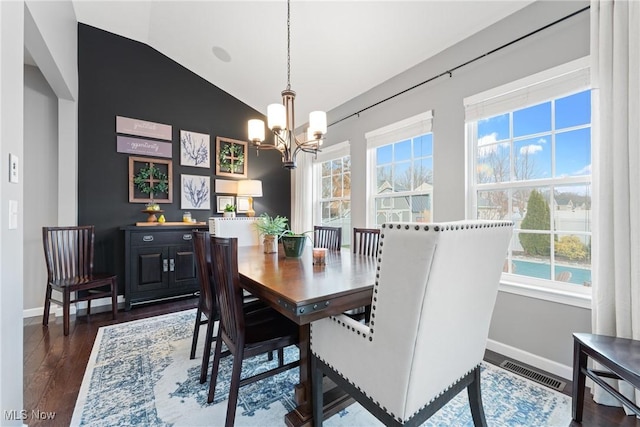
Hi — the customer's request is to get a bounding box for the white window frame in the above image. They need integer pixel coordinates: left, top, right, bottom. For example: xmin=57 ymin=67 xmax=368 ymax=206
xmin=312 ymin=141 xmax=351 ymax=239
xmin=365 ymin=111 xmax=434 ymax=226
xmin=464 ymin=57 xmax=592 ymax=308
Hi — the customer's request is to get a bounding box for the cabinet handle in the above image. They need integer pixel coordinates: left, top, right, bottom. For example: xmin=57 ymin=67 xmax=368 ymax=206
xmin=143 ymin=235 xmax=154 ymax=242
xmin=169 ymin=258 xmax=175 ymax=272
xmin=163 ymin=259 xmax=168 ymax=272
xmin=182 ymin=234 xmax=192 ymax=241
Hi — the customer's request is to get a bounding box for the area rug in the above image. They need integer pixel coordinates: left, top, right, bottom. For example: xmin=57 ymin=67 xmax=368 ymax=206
xmin=71 ymin=309 xmax=571 ymax=426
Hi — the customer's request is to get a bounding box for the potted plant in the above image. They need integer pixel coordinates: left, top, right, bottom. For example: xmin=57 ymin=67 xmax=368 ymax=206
xmin=281 ymin=229 xmax=313 ymax=258
xmin=254 ymin=213 xmax=288 ymax=253
xmin=223 ymin=204 xmax=236 ymax=218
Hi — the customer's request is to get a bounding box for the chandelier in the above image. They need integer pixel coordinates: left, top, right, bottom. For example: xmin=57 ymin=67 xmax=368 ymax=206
xmin=247 ymin=0 xmax=326 ymax=169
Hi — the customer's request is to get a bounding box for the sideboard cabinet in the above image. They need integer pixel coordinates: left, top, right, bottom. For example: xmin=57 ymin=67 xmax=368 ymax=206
xmin=122 ymin=225 xmax=207 ymax=310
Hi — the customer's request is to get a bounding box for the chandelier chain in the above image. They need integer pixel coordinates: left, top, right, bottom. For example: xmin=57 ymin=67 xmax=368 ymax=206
xmin=286 ymin=0 xmax=291 ymax=90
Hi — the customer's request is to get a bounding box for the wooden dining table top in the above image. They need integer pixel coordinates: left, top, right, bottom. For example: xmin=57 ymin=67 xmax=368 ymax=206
xmin=237 ymin=245 xmax=376 ymax=325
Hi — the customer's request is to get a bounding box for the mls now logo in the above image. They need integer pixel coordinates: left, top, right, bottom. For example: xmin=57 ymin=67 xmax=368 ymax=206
xmin=3 ymin=410 xmax=27 ymax=421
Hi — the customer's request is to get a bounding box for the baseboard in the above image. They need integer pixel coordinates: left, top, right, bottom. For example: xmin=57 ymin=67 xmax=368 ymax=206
xmin=487 ymin=338 xmax=572 ymax=380
xmin=23 ymin=295 xmax=125 ymax=319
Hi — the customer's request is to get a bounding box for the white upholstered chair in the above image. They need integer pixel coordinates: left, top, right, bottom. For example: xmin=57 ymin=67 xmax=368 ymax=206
xmin=311 ymin=220 xmax=513 ymax=426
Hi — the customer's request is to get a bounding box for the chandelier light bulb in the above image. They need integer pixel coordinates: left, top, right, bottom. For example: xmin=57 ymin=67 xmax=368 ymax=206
xmin=267 ymin=104 xmax=286 ymax=131
xmin=248 ymin=119 xmax=265 ymax=143
xmin=308 ymin=111 xmax=327 ymax=138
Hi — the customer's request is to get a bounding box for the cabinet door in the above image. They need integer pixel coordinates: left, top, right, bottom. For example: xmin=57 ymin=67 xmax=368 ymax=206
xmin=131 ymin=246 xmax=169 ymax=292
xmin=170 ymin=244 xmax=197 ymax=288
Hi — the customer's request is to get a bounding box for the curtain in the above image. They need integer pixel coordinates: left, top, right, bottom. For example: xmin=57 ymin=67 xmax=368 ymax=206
xmin=290 ymin=152 xmax=313 ymax=238
xmin=591 ymin=0 xmax=640 ymax=410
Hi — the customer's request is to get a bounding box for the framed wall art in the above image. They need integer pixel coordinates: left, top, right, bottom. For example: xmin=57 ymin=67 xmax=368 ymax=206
xmin=235 ymin=196 xmax=250 ymax=213
xmin=216 ymin=136 xmax=248 ymax=178
xmin=181 ymin=174 xmax=210 ymax=210
xmin=129 ymin=156 xmax=173 ymax=203
xmin=216 ymin=195 xmax=236 ymax=213
xmin=180 ymin=130 xmax=210 ymax=168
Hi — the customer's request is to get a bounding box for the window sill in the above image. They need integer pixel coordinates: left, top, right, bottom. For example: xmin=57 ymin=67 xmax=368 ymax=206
xmin=498 ymin=279 xmax=592 ymax=309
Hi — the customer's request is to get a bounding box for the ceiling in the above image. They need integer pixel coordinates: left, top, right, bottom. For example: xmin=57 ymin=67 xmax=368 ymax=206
xmin=72 ymin=1 xmax=534 ymax=126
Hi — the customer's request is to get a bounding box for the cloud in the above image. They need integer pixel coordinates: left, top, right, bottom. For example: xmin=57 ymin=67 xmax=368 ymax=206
xmin=478 ymin=133 xmax=498 ymax=147
xmin=575 ymin=163 xmax=592 ymax=175
xmin=519 ymin=144 xmax=543 ymax=155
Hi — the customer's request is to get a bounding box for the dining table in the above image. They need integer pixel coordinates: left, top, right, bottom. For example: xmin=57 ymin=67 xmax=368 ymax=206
xmin=237 ymin=244 xmax=376 ymax=427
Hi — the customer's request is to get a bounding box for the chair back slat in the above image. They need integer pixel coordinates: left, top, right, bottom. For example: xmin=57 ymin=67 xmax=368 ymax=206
xmin=210 ymin=236 xmax=245 ymax=347
xmin=193 ymin=231 xmax=216 ymax=315
xmin=313 ymin=226 xmax=342 ymax=251
xmin=353 ymin=228 xmax=380 ymax=256
xmin=42 ymin=226 xmax=95 ymax=281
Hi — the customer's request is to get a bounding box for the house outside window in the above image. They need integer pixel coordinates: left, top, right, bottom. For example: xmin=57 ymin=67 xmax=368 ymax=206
xmin=313 ymin=141 xmax=351 ymax=246
xmin=465 ymin=57 xmax=592 ymax=300
xmin=366 ymin=111 xmax=433 ymax=227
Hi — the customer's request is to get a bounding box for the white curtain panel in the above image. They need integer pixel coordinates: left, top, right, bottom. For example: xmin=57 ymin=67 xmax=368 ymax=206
xmin=290 ymin=152 xmax=313 ymax=236
xmin=591 ymin=0 xmax=640 ymax=410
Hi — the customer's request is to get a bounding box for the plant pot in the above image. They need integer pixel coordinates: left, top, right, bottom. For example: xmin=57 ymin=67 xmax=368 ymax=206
xmin=281 ymin=235 xmax=307 ymax=258
xmin=223 ymin=212 xmax=236 ymax=218
xmin=263 ymin=235 xmax=278 ymax=254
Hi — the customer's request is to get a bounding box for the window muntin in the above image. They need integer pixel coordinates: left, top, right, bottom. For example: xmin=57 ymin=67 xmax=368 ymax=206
xmin=470 ymin=89 xmax=592 ymax=289
xmin=316 ymin=154 xmax=351 ymax=246
xmin=373 ymin=133 xmax=433 ymax=226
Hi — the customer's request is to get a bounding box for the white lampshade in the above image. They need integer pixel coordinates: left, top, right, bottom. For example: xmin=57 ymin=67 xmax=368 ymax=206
xmin=248 ymin=119 xmax=265 ymax=142
xmin=267 ymin=103 xmax=286 ymax=131
xmin=237 ymin=179 xmax=263 ymax=197
xmin=308 ymin=111 xmax=327 ymax=136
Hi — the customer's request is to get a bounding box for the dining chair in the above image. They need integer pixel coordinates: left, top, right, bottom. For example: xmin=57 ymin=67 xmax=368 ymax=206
xmin=190 ymin=231 xmax=266 ymax=384
xmin=208 ymin=236 xmax=300 ymax=426
xmin=313 ymin=226 xmax=342 ymax=251
xmin=42 ymin=225 xmax=118 ymax=336
xmin=352 ymin=227 xmax=380 ymax=256
xmin=311 ymin=220 xmax=513 ymax=426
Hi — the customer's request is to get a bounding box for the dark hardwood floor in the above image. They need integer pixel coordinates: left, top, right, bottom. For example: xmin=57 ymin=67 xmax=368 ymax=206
xmin=24 ymin=299 xmax=639 ymax=427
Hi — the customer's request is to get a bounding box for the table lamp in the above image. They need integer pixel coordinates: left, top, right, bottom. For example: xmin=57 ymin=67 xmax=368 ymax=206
xmin=236 ymin=180 xmax=263 ymax=217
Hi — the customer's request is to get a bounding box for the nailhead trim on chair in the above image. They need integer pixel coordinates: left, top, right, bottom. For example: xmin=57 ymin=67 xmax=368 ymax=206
xmin=311 ymin=348 xmax=479 ymax=423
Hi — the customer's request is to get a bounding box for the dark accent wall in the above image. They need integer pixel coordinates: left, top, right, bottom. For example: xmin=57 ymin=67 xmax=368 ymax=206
xmin=78 ymin=24 xmax=291 ymax=294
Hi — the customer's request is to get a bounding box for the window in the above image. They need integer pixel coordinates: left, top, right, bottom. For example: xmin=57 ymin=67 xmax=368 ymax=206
xmin=465 ymin=58 xmax=592 ymax=298
xmin=313 ymin=142 xmax=351 ymax=246
xmin=366 ymin=111 xmax=433 ymax=226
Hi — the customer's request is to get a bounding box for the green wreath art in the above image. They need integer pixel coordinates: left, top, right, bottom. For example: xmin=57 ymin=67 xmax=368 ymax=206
xmin=219 ymin=142 xmax=245 ymax=173
xmin=133 ymin=164 xmax=169 ymax=196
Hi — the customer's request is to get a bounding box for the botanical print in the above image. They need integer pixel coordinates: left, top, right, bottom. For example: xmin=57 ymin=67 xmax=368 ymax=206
xmin=180 ymin=130 xmax=210 ymax=168
xmin=216 ymin=196 xmax=235 ymax=213
xmin=181 ymin=174 xmax=210 ymax=209
xmin=216 ymin=137 xmax=248 ymax=178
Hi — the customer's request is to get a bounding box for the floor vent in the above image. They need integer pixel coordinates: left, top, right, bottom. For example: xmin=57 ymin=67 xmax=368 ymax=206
xmin=499 ymin=360 xmax=566 ymax=392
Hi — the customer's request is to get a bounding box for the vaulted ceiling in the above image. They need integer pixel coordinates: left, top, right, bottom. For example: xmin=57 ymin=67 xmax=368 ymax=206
xmin=72 ymin=1 xmax=534 ymax=123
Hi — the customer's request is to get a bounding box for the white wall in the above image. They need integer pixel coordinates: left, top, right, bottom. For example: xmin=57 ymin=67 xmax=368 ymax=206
xmin=0 ymin=2 xmax=25 ymax=423
xmin=1 ymin=0 xmax=77 ymax=420
xmin=323 ymin=0 xmax=591 ymax=376
xmin=23 ymin=65 xmax=58 ymax=313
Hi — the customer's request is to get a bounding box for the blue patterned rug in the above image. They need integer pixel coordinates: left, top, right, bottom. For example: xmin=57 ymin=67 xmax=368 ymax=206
xmin=71 ymin=309 xmax=571 ymax=426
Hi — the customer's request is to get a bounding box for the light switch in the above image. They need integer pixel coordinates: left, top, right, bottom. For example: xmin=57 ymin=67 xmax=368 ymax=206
xmin=8 ymin=200 xmax=17 ymax=229
xmin=9 ymin=154 xmax=18 ymax=183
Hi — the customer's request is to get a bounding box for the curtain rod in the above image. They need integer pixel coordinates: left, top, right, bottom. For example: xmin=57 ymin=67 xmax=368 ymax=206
xmin=328 ymin=5 xmax=590 ymax=128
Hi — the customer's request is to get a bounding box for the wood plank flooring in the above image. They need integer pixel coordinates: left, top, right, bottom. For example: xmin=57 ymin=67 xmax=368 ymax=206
xmin=23 ymin=298 xmax=640 ymax=427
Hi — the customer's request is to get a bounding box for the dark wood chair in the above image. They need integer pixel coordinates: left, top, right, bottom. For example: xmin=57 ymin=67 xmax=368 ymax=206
xmin=572 ymin=333 xmax=640 ymax=421
xmin=190 ymin=231 xmax=267 ymax=384
xmin=313 ymin=226 xmax=342 ymax=251
xmin=208 ymin=236 xmax=300 ymax=426
xmin=352 ymin=227 xmax=380 ymax=256
xmin=190 ymin=231 xmax=219 ymax=383
xmin=42 ymin=225 xmax=118 ymax=336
